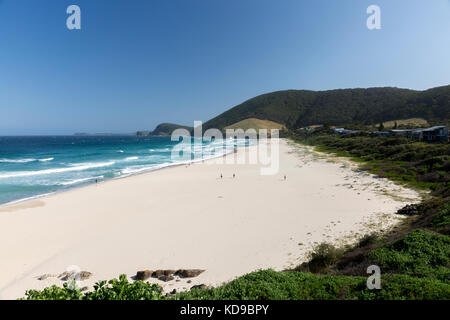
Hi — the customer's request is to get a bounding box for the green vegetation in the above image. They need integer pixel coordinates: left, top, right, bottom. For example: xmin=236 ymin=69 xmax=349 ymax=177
xmin=23 ymin=274 xmax=165 ymax=300
xmin=369 ymin=230 xmax=450 ymax=281
xmin=295 ymin=243 xmax=346 ymax=273
xmin=432 ymin=204 xmax=450 ymax=229
xmin=137 ymin=123 xmax=193 ymax=136
xmin=203 ymin=85 xmax=450 ymax=131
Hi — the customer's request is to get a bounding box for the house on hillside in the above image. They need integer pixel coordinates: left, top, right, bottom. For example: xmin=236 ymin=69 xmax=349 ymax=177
xmin=419 ymin=126 xmax=448 ymax=142
xmin=372 ymin=131 xmax=391 ymax=136
xmin=391 ymin=126 xmax=448 ymax=142
xmin=333 ymin=128 xmax=356 ymax=134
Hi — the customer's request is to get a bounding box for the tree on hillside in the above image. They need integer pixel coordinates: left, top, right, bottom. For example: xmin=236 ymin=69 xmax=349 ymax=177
xmin=378 ymin=123 xmax=385 ymax=131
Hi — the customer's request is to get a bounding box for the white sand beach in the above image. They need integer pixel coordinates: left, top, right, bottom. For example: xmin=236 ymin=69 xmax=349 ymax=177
xmin=0 ymin=139 xmax=421 ymax=299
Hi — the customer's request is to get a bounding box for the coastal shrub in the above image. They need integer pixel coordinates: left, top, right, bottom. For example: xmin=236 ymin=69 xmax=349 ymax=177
xmin=23 ymin=274 xmax=165 ymax=300
xmin=369 ymin=230 xmax=450 ymax=282
xmin=83 ymin=274 xmax=164 ymax=300
xmin=356 ymin=233 xmax=379 ymax=248
xmin=305 ymin=243 xmax=345 ymax=273
xmin=432 ymin=203 xmax=450 ymax=229
xmin=23 ymin=282 xmax=83 ymax=300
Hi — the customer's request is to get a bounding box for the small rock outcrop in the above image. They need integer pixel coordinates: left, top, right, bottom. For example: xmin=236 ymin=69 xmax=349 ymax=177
xmin=175 ymin=269 xmax=205 ymax=278
xmin=37 ymin=274 xmax=56 ymax=280
xmin=58 ymin=270 xmax=93 ymax=281
xmin=191 ymin=284 xmax=208 ymax=290
xmin=163 ymin=270 xmax=176 ymax=276
xmin=158 ymin=275 xmax=174 ymax=282
xmin=152 ymin=270 xmax=165 ymax=278
xmin=136 ymin=270 xmax=153 ymax=281
xmin=79 ymin=271 xmax=92 ymax=281
xmin=396 ymin=204 xmax=419 ymax=216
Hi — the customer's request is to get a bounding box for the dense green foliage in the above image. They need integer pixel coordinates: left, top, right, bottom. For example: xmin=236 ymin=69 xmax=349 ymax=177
xmin=177 ymin=270 xmax=450 ymax=300
xmin=23 ymin=274 xmax=165 ymax=300
xmin=203 ymin=85 xmax=450 ymax=130
xmin=432 ymin=204 xmax=450 ymax=229
xmin=369 ymin=230 xmax=450 ymax=281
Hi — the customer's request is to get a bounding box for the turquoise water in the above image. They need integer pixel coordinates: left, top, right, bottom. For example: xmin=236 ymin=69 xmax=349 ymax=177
xmin=0 ymin=136 xmax=246 ymax=205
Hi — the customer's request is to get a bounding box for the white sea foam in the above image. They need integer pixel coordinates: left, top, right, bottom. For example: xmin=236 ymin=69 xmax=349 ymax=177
xmin=0 ymin=157 xmax=54 ymax=163
xmin=59 ymin=176 xmax=104 ymax=186
xmin=120 ymin=163 xmax=171 ymax=176
xmin=0 ymin=158 xmax=36 ymax=163
xmin=125 ymin=156 xmax=139 ymax=161
xmin=0 ymin=161 xmax=115 ymax=179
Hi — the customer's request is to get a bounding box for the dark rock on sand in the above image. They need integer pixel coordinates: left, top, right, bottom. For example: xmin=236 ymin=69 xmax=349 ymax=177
xmin=163 ymin=270 xmax=176 ymax=276
xmin=175 ymin=269 xmax=205 ymax=278
xmin=152 ymin=270 xmax=165 ymax=278
xmin=79 ymin=271 xmax=92 ymax=281
xmin=58 ymin=271 xmax=75 ymax=281
xmin=59 ymin=270 xmax=92 ymax=281
xmin=37 ymin=274 xmax=56 ymax=280
xmin=158 ymin=275 xmax=174 ymax=282
xmin=396 ymin=204 xmax=419 ymax=216
xmin=191 ymin=284 xmax=208 ymax=290
xmin=136 ymin=270 xmax=153 ymax=281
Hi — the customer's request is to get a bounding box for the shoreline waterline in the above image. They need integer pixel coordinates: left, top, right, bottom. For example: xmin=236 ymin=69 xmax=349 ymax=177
xmin=0 ymin=136 xmax=251 ymax=207
xmin=0 ymin=144 xmax=240 ymax=209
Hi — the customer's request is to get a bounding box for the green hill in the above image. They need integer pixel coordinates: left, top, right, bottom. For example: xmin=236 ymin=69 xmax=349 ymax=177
xmin=203 ymin=85 xmax=450 ymax=131
xmin=137 ymin=123 xmax=193 ymax=136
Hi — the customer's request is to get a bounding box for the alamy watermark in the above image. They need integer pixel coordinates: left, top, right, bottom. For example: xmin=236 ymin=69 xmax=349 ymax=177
xmin=367 ymin=265 xmax=381 ymax=290
xmin=367 ymin=5 xmax=381 ymax=30
xmin=66 ymin=5 xmax=81 ymax=30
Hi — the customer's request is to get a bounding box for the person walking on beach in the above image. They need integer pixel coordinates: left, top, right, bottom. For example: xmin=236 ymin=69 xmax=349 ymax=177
xmin=233 ymin=173 xmax=235 ymax=179
xmin=220 ymin=173 xmax=223 ymax=179
xmin=284 ymin=175 xmax=286 ymax=181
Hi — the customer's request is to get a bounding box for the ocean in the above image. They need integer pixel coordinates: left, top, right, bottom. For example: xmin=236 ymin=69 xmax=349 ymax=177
xmin=0 ymin=135 xmax=247 ymax=205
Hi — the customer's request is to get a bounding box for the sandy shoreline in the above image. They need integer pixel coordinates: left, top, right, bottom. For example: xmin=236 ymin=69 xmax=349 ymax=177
xmin=0 ymin=139 xmax=421 ymax=299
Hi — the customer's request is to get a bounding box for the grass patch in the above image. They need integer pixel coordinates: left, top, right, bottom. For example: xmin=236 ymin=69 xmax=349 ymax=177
xmin=432 ymin=204 xmax=450 ymax=228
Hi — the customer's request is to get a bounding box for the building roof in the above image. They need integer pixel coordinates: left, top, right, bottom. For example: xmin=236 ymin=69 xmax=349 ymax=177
xmin=420 ymin=126 xmax=447 ymax=132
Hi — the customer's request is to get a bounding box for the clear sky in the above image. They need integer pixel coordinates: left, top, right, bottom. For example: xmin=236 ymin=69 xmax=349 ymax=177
xmin=0 ymin=0 xmax=449 ymax=135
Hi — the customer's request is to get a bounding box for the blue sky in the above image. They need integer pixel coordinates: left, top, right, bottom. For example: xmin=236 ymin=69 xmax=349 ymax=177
xmin=0 ymin=0 xmax=449 ymax=135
